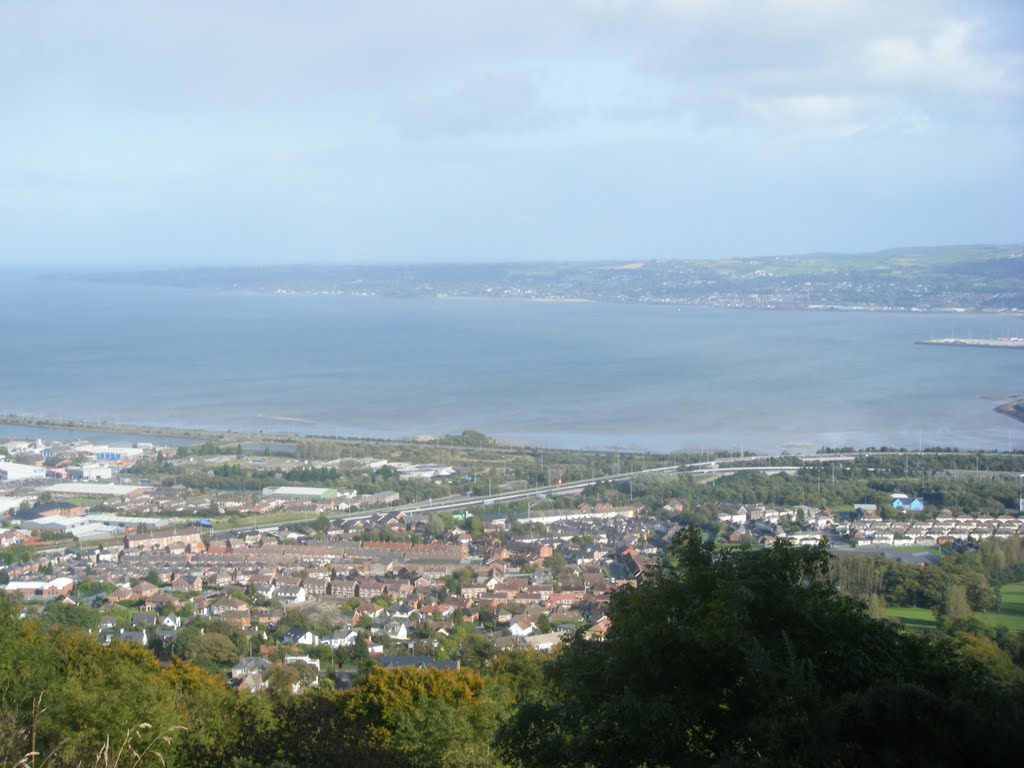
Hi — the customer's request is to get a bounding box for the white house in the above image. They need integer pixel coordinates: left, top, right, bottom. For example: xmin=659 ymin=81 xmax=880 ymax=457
xmin=510 ymin=617 xmax=536 ymax=637
xmin=282 ymin=629 xmax=320 ymax=646
xmin=324 ymin=628 xmax=361 ymax=649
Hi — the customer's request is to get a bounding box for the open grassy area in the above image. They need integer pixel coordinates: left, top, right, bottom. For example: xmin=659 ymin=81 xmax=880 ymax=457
xmin=885 ymin=583 xmax=1024 ymax=632
xmin=211 ymin=510 xmax=313 ymax=531
xmin=66 ymin=497 xmax=103 ymax=506
xmin=884 ymin=606 xmax=937 ymax=630
xmin=893 ymin=545 xmax=943 ymax=555
xmin=209 ymin=507 xmax=361 ymax=531
xmin=978 ymin=582 xmax=1024 ymax=632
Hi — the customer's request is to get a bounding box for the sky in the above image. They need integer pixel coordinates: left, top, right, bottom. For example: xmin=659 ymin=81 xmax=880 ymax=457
xmin=1 ymin=0 xmax=1021 ymax=268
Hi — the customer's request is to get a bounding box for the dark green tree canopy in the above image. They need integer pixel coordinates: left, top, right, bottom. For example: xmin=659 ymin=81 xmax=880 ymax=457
xmin=498 ymin=529 xmax=1024 ymax=767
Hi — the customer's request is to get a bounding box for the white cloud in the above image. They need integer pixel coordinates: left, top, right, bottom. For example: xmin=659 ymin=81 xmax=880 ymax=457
xmin=744 ymin=95 xmax=865 ymax=136
xmin=866 ymin=19 xmax=1021 ymax=94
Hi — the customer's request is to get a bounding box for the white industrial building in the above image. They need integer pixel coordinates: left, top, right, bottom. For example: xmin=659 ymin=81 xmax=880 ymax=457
xmin=46 ymin=482 xmax=149 ymax=498
xmin=70 ymin=463 xmax=114 ymax=481
xmin=82 ymin=445 xmax=144 ymax=463
xmin=0 ymin=462 xmax=46 ymax=482
xmin=19 ymin=515 xmax=126 ymax=540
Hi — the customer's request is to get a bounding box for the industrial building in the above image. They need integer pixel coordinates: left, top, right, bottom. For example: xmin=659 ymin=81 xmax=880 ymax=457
xmin=0 ymin=461 xmax=46 ymax=482
xmin=19 ymin=515 xmax=119 ymax=539
xmin=46 ymin=482 xmax=149 ymax=498
xmin=69 ymin=463 xmax=114 ymax=481
xmin=84 ymin=445 xmax=144 ymax=463
xmin=3 ymin=576 xmax=75 ymax=598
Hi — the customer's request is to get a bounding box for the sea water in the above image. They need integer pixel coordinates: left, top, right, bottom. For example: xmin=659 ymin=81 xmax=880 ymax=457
xmin=2 ymin=274 xmax=1021 ymax=453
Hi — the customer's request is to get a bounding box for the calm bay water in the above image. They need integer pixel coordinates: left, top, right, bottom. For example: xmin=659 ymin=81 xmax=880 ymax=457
xmin=2 ymin=275 xmax=1022 ymax=453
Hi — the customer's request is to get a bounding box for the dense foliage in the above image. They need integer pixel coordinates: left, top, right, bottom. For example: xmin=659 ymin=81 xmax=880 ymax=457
xmin=498 ymin=531 xmax=1024 ymax=767
xmin=619 ymin=451 xmax=1024 ymax=519
xmin=0 ymin=596 xmax=546 ymax=768
xmin=3 ymin=534 xmax=1024 ymax=767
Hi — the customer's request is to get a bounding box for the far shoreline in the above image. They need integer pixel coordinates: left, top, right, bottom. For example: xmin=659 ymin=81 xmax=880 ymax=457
xmin=0 ymin=414 xmax=342 ymax=449
xmin=0 ymin=414 xmax=563 ymax=454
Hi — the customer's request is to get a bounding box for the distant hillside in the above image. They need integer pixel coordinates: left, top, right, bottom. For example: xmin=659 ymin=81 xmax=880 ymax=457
xmin=74 ymin=244 xmax=1024 ymax=312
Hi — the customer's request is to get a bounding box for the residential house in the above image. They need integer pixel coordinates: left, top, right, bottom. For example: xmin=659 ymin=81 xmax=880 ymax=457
xmin=275 ymin=584 xmax=306 ymax=604
xmin=282 ymin=629 xmax=320 ymax=646
xmin=510 ymin=616 xmax=536 ymax=637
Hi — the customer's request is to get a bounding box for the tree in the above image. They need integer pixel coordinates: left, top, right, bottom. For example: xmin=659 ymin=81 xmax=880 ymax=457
xmin=961 ymin=570 xmax=998 ymax=611
xmin=544 ymin=552 xmax=568 ymax=580
xmin=309 ymin=513 xmax=331 ymax=536
xmin=278 ymin=608 xmax=312 ymax=639
xmin=267 ymin=662 xmax=301 ymax=702
xmin=865 ymin=592 xmax=887 ymax=620
xmin=498 ymin=528 xmax=1024 ymax=767
xmin=426 ymin=512 xmax=454 ymax=540
xmin=44 ymin=636 xmax=180 ymax=765
xmin=0 ymin=543 xmax=35 ymax=566
xmin=343 ymin=666 xmax=490 ymax=760
xmin=457 ymin=633 xmax=496 ymax=671
xmin=161 ymin=658 xmax=251 ymax=768
xmin=937 ymin=582 xmax=974 ymax=630
xmin=40 ymin=601 xmax=101 ymax=633
xmin=181 ymin=632 xmax=239 ymax=670
xmin=207 ymin=620 xmax=249 ymax=656
xmin=535 ymin=613 xmax=553 ymax=634
xmin=270 ymin=687 xmax=411 ymax=768
xmin=76 ymin=580 xmax=116 ymax=598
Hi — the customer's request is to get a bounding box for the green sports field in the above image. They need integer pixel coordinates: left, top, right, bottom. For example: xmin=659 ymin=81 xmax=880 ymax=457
xmin=884 ymin=582 xmax=1024 ymax=632
xmin=884 ymin=606 xmax=937 ymax=630
xmin=977 ymin=582 xmax=1024 ymax=632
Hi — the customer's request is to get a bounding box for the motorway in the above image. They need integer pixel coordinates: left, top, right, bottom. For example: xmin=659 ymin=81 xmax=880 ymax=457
xmin=387 ymin=465 xmax=678 ymax=516
xmin=198 ymin=449 xmax=1024 ymax=537
xmin=215 ymin=464 xmax=680 ymax=535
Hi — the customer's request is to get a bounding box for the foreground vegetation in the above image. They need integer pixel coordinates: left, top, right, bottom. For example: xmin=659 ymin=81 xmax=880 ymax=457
xmin=2 ymin=532 xmax=1023 ymax=767
xmin=500 ymin=533 xmax=1024 ymax=766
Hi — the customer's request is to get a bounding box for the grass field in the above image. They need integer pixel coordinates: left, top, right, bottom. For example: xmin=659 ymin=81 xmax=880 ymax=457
xmin=884 ymin=582 xmax=1024 ymax=632
xmin=977 ymin=582 xmax=1024 ymax=632
xmin=210 ymin=508 xmax=340 ymax=531
xmin=66 ymin=497 xmax=103 ymax=506
xmin=884 ymin=606 xmax=937 ymax=630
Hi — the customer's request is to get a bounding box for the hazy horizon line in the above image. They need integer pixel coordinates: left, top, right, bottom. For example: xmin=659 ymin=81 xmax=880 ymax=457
xmin=29 ymin=241 xmax=1023 ymax=276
